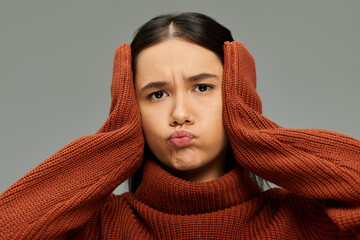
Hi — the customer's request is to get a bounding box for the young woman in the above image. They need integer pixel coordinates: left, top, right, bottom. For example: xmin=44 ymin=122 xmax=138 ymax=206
xmin=1 ymin=12 xmax=359 ymax=239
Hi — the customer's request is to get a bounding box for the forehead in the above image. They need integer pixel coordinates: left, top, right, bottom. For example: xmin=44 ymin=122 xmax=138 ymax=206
xmin=135 ymin=38 xmax=223 ymax=82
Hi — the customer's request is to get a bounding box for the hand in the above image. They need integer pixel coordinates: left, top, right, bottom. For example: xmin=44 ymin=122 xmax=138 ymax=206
xmin=94 ymin=43 xmax=145 ymax=182
xmin=0 ymin=44 xmax=145 ymax=239
xmin=222 ymin=41 xmax=360 ymax=203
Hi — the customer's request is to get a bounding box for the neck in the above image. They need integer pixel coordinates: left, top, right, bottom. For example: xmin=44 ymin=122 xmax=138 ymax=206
xmin=134 ymin=155 xmax=262 ymax=215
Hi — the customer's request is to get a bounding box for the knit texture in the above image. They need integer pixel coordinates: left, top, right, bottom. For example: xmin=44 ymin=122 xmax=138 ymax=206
xmin=0 ymin=41 xmax=359 ymax=239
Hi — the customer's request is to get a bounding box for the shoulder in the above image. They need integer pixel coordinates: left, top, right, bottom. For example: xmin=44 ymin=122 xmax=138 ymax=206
xmin=102 ymin=192 xmax=134 ymax=211
xmin=101 ymin=192 xmax=146 ymax=217
xmin=261 ymin=187 xmax=329 ymax=222
xmin=260 ymin=187 xmax=313 ymax=223
xmin=262 ymin=187 xmax=313 ymax=206
xmin=261 ymin=187 xmax=356 ymax=239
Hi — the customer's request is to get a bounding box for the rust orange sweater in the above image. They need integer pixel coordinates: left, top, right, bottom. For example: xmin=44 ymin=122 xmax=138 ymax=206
xmin=0 ymin=42 xmax=360 ymax=239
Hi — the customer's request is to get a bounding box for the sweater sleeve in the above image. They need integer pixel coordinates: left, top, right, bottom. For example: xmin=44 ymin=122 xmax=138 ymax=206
xmin=222 ymin=41 xmax=360 ymax=235
xmin=0 ymin=44 xmax=144 ymax=239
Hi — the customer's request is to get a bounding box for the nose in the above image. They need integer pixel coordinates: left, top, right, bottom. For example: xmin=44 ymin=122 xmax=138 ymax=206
xmin=169 ymin=92 xmax=195 ymax=127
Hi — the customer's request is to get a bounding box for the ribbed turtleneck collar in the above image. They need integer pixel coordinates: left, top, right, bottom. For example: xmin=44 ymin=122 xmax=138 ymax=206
xmin=134 ymin=156 xmax=262 ymax=215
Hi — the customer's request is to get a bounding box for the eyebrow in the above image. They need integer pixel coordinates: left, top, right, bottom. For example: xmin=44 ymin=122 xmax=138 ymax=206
xmin=140 ymin=73 xmax=219 ymax=93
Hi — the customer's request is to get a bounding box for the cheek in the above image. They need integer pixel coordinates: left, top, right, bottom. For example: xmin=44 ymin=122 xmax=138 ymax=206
xmin=199 ymin=98 xmax=227 ymax=144
xmin=200 ymin=94 xmax=223 ymax=126
xmin=139 ymin=106 xmax=166 ymax=140
xmin=205 ymin=107 xmax=226 ymax=136
xmin=139 ymin=106 xmax=171 ymax=162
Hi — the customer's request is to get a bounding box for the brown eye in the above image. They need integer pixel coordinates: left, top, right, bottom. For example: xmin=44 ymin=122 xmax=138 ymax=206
xmin=154 ymin=91 xmax=164 ymax=99
xmin=148 ymin=91 xmax=168 ymax=101
xmin=195 ymin=84 xmax=213 ymax=93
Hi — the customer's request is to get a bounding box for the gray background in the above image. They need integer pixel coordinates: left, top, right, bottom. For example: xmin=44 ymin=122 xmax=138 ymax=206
xmin=1 ymin=0 xmax=359 ymax=195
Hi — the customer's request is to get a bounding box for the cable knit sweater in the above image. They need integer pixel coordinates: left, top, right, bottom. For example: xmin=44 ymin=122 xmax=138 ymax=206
xmin=0 ymin=41 xmax=359 ymax=239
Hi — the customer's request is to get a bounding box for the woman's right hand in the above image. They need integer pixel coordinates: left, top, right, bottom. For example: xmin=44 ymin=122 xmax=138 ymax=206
xmin=94 ymin=43 xmax=145 ymax=180
xmin=0 ymin=44 xmax=145 ymax=239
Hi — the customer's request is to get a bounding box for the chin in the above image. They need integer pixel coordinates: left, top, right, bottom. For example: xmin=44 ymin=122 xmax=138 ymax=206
xmin=169 ymin=154 xmax=204 ymax=171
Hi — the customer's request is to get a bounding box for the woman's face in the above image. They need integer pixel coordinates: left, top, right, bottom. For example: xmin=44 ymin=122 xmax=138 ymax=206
xmin=135 ymin=38 xmax=229 ymax=177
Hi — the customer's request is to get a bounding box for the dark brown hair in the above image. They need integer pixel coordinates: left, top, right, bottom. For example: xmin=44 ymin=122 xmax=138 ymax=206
xmin=128 ymin=12 xmax=271 ymax=193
